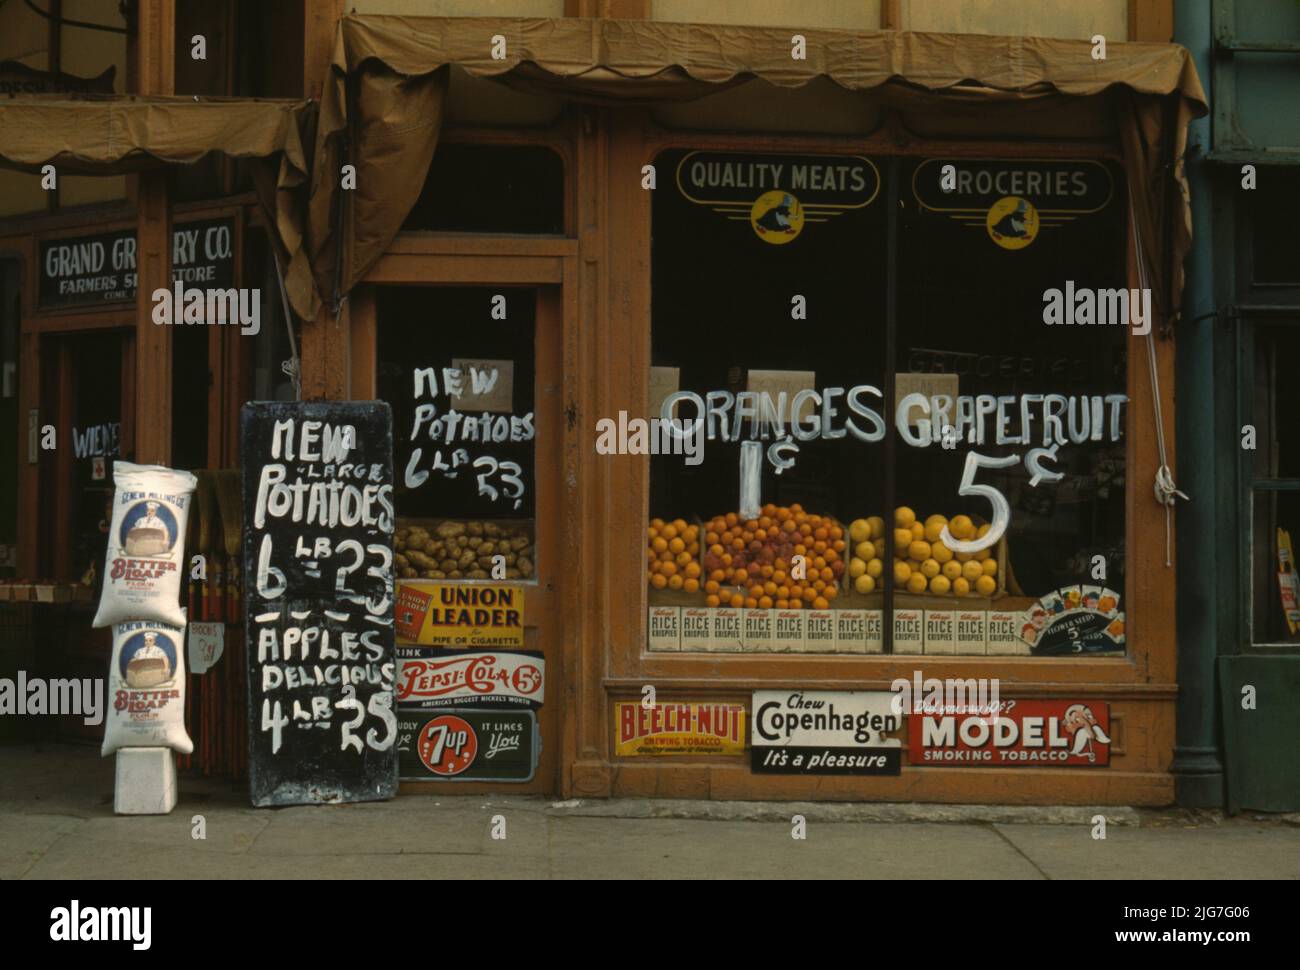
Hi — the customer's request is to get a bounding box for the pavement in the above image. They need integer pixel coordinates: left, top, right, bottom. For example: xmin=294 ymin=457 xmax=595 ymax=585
xmin=3 ymin=742 xmax=1298 ymax=880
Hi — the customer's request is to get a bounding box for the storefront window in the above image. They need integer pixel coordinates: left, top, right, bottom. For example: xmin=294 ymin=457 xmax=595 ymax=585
xmin=1249 ymin=324 xmax=1300 ymax=643
xmin=403 ymin=144 xmax=565 ymax=234
xmin=377 ymin=286 xmax=538 ymax=583
xmin=648 ymin=149 xmax=1129 ymax=657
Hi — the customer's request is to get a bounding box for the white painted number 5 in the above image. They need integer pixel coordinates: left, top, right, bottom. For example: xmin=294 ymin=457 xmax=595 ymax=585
xmin=939 ymin=451 xmax=1018 ymax=554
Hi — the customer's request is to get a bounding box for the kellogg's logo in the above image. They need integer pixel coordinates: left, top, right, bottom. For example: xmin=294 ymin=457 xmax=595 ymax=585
xmin=397 ymin=650 xmax=545 ymax=709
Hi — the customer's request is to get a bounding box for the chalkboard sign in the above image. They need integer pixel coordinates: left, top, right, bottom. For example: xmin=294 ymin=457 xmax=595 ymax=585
xmin=241 ymin=401 xmax=398 ymax=807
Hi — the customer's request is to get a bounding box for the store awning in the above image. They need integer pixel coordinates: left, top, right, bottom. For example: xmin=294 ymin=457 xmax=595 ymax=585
xmin=312 ymin=15 xmax=1207 ymax=329
xmin=0 ymin=95 xmax=318 ymax=318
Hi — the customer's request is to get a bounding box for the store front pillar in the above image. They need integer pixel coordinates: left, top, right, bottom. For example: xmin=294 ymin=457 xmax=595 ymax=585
xmin=1172 ymin=0 xmax=1226 ymax=807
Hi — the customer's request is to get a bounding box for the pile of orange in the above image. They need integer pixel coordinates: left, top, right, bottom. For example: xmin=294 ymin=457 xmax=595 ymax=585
xmin=647 ymin=518 xmax=702 ymax=593
xmin=699 ymin=503 xmax=846 ymax=611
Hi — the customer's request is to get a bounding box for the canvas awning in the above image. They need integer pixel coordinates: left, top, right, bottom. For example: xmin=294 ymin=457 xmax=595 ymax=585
xmin=0 ymin=95 xmax=318 ymax=318
xmin=312 ymin=15 xmax=1206 ymax=329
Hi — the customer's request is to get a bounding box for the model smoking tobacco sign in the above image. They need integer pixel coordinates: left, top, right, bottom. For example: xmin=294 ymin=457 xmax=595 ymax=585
xmin=241 ymin=401 xmax=398 ymax=807
xmin=676 ymin=151 xmax=879 ymax=245
xmin=912 ymin=159 xmax=1113 ymax=250
xmin=910 ymin=700 xmax=1112 ymax=767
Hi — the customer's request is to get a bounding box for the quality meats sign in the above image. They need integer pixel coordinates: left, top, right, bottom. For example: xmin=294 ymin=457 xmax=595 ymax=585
xmin=396 ymin=648 xmax=544 ymax=710
xmin=909 ymin=700 xmax=1112 ymax=767
xmin=675 ymin=150 xmax=879 ymax=246
xmin=751 ymin=690 xmax=901 ymax=775
xmin=38 ymin=218 xmax=235 ymax=309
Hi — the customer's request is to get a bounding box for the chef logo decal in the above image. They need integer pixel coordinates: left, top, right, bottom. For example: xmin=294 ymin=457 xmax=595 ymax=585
xmin=119 ymin=631 xmax=178 ymax=689
xmin=676 ymin=151 xmax=879 ymax=244
xmin=417 ymin=713 xmax=477 ymax=776
xmin=985 ymin=196 xmax=1039 ymax=249
xmin=750 ymin=191 xmax=804 ymax=243
xmin=914 ymin=159 xmax=1114 ymax=250
xmin=118 ymin=499 xmax=178 ymax=558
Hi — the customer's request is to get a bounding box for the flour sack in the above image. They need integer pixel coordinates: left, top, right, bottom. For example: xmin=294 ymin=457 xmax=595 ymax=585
xmin=92 ymin=461 xmax=197 ymax=628
xmin=102 ymin=616 xmax=194 ymax=756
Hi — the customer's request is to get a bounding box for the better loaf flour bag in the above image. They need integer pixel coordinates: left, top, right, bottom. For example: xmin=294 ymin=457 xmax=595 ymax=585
xmin=102 ymin=616 xmax=194 ymax=756
xmin=92 ymin=461 xmax=197 ymax=628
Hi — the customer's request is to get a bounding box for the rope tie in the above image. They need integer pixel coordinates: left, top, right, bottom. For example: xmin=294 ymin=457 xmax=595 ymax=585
xmin=1130 ymin=186 xmax=1186 ymax=567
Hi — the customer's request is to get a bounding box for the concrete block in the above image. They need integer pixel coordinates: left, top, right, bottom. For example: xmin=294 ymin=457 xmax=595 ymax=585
xmin=114 ymin=748 xmax=177 ymax=815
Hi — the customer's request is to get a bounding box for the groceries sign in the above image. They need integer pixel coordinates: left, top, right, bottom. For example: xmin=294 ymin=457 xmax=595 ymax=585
xmin=912 ymin=159 xmax=1114 ymax=250
xmin=676 ymin=150 xmax=879 ymax=245
xmin=39 ymin=218 xmax=235 ymax=309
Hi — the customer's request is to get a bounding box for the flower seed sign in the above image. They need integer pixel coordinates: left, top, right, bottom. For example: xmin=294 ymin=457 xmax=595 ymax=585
xmin=241 ymin=401 xmax=398 ymax=807
xmin=751 ymin=690 xmax=902 ymax=775
xmin=675 ymin=151 xmax=879 ymax=245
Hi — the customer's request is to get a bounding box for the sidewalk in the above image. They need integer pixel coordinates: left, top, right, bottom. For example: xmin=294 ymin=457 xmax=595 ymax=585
xmin=3 ymin=744 xmax=1297 ymax=880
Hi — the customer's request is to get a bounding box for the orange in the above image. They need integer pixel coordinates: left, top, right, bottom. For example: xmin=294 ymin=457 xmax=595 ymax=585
xmin=683 ymin=578 xmax=699 ymax=593
xmin=813 ymin=597 xmax=829 ymax=610
xmin=729 ymin=593 xmax=744 ymax=608
xmin=661 ymin=524 xmax=678 ymax=540
xmin=651 ymin=574 xmax=667 ymax=589
xmin=668 ymin=574 xmax=684 ymax=590
xmin=705 ymin=594 xmax=720 ymax=607
xmin=684 ymin=562 xmax=701 ymax=579
xmin=745 ymin=597 xmax=758 ymax=608
xmin=650 ymin=518 xmax=665 ymax=531
xmin=660 ymin=561 xmax=677 ymax=577
xmin=759 ymin=596 xmax=773 ymax=609
xmin=652 ymin=537 xmax=668 ymax=554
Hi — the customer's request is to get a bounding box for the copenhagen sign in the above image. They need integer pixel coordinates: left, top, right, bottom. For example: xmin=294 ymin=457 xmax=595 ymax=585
xmin=38 ymin=218 xmax=235 ymax=309
xmin=751 ymin=690 xmax=901 ymax=775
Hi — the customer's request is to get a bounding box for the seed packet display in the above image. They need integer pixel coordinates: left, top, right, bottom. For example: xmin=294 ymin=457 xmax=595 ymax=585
xmin=102 ymin=617 xmax=193 ymax=756
xmin=92 ymin=462 xmax=197 ymax=628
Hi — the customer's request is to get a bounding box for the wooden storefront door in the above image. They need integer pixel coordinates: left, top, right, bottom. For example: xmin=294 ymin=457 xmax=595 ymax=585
xmin=354 ymin=281 xmax=564 ymax=794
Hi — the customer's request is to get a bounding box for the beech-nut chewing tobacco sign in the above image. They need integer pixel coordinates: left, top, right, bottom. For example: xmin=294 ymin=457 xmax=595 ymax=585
xmin=614 ymin=701 xmax=746 ymax=756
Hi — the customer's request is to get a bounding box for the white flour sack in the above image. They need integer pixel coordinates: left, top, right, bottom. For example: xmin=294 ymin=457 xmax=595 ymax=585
xmin=92 ymin=462 xmax=197 ymax=629
xmin=102 ymin=617 xmax=193 ymax=756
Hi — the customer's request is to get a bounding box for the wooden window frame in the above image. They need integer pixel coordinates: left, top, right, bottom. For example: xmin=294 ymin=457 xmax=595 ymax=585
xmin=586 ymin=110 xmax=1176 ymax=801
